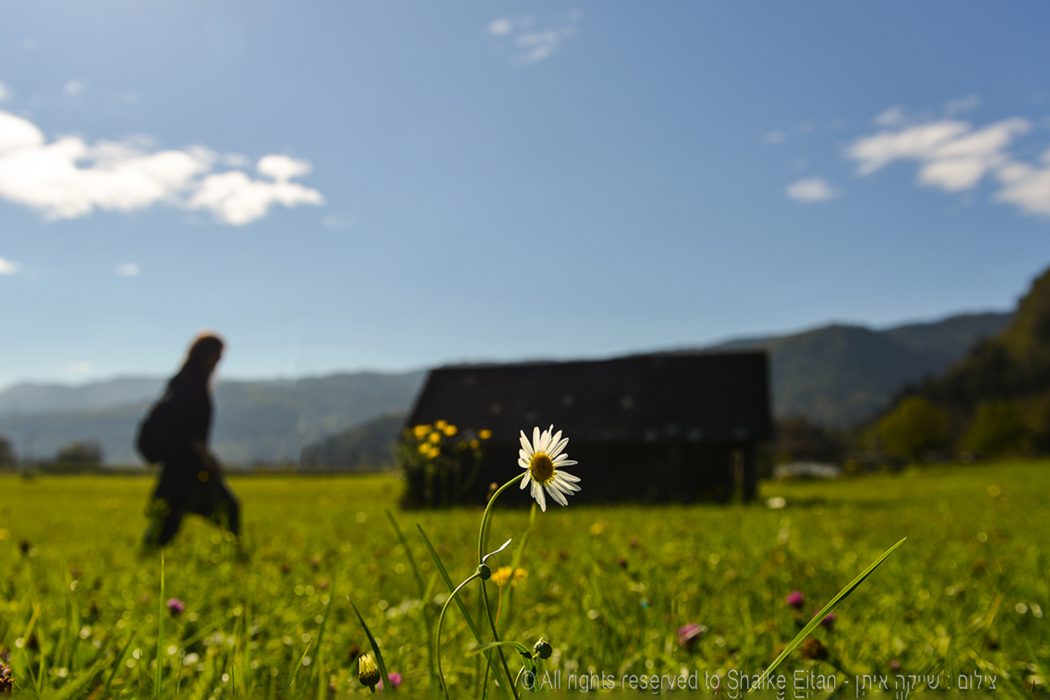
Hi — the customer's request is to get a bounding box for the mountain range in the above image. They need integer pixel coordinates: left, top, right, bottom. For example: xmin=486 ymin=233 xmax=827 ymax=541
xmin=0 ymin=310 xmax=1011 ymax=467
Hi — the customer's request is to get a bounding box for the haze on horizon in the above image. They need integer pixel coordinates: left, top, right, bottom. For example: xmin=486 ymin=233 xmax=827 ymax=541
xmin=2 ymin=2 xmax=1049 ymax=391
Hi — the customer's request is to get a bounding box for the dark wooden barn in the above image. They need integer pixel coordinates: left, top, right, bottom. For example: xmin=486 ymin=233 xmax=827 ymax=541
xmin=402 ymin=351 xmax=773 ymax=507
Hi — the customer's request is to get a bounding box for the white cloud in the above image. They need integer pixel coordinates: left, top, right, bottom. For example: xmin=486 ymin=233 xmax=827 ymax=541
xmin=786 ymin=177 xmax=839 ymax=203
xmin=0 ymin=109 xmax=324 ymax=224
xmin=258 ymin=154 xmax=311 ymax=181
xmin=872 ymin=105 xmax=908 ymax=127
xmin=116 ymin=262 xmax=140 ymax=277
xmin=764 ymin=130 xmax=785 ymax=145
xmin=995 ymin=162 xmax=1050 ymax=217
xmin=488 ymin=18 xmax=512 ymax=36
xmin=0 ymin=256 xmax=19 ymax=275
xmin=63 ymin=80 xmax=84 ymax=97
xmin=846 ymin=120 xmax=971 ymax=175
xmin=917 ymin=118 xmax=1030 ymax=191
xmin=188 ymin=170 xmax=324 ymax=226
xmin=488 ymin=11 xmax=582 ymax=64
xmin=943 ymin=94 xmax=980 ymax=116
xmin=0 ymin=81 xmax=10 ymax=103
xmin=847 ymin=111 xmax=1050 ymax=219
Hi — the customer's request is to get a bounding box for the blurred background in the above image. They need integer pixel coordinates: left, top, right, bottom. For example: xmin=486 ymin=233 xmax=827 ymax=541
xmin=2 ymin=1 xmax=1049 ymax=475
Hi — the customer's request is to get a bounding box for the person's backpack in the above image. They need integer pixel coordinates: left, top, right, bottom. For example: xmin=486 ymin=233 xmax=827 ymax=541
xmin=136 ymin=394 xmax=173 ymax=464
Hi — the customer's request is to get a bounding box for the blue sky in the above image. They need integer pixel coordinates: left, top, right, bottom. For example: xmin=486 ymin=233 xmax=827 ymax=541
xmin=2 ymin=1 xmax=1049 ymax=389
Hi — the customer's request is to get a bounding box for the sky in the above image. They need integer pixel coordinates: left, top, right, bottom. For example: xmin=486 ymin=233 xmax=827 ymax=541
xmin=2 ymin=1 xmax=1050 ymax=389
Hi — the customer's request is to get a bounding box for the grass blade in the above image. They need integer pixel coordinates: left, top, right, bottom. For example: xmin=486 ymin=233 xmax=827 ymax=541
xmin=415 ymin=524 xmax=484 ymax=642
xmin=756 ymin=537 xmax=907 ymax=688
xmin=154 ymin=552 xmax=164 ymax=699
xmin=101 ymin=632 xmax=137 ymax=698
xmin=280 ymin=640 xmax=313 ymax=695
xmin=417 ymin=524 xmax=511 ymax=697
xmin=386 ymin=509 xmax=438 ymax=683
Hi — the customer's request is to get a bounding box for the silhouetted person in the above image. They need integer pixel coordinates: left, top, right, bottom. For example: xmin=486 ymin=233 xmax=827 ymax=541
xmin=143 ymin=333 xmax=240 ymax=549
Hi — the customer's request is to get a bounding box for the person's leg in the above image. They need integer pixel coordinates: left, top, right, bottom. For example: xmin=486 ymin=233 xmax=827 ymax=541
xmin=143 ymin=497 xmax=184 ymax=549
xmin=197 ymin=479 xmax=240 ymax=537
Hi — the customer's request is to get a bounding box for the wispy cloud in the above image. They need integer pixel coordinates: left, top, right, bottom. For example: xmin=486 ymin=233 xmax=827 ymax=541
xmin=943 ymin=93 xmax=981 ymax=116
xmin=65 ymin=360 xmax=93 ymax=377
xmin=0 ymin=81 xmax=10 ymax=103
xmin=786 ymin=177 xmax=839 ymax=203
xmin=846 ymin=109 xmax=1050 ymax=219
xmin=488 ymin=10 xmax=582 ymax=64
xmin=872 ymin=105 xmax=908 ymax=128
xmin=322 ymin=214 xmax=351 ymax=230
xmin=764 ymin=130 xmax=786 ymax=145
xmin=116 ymin=262 xmax=140 ymax=277
xmin=63 ymin=80 xmax=85 ymax=97
xmin=0 ymin=256 xmax=19 ymax=275
xmin=0 ymin=109 xmax=323 ymax=225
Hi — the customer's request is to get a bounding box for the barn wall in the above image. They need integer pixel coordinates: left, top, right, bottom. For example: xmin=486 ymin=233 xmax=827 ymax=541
xmin=401 ymin=440 xmax=756 ymax=507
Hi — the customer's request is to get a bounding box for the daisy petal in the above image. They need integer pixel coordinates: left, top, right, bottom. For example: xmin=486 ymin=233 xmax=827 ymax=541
xmin=545 ymin=482 xmax=568 ymax=506
xmin=549 ymin=436 xmax=568 ymax=458
xmin=556 ymin=470 xmax=581 ymax=483
xmin=518 ymin=457 xmax=529 ymax=469
xmin=532 ymin=426 xmax=541 ymax=450
xmin=520 ymin=432 xmax=533 ymax=454
xmin=531 ymin=480 xmax=547 ymax=512
xmin=548 ymin=478 xmax=574 ymax=495
xmin=552 ymin=476 xmax=580 ymax=493
xmin=521 ymin=472 xmax=531 ymax=489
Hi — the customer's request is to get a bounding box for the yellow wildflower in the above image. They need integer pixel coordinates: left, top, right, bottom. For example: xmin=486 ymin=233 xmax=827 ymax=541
xmin=479 ymin=429 xmax=492 ymax=440
xmin=491 ymin=566 xmax=528 ymax=587
xmin=413 ymin=424 xmax=430 ymax=439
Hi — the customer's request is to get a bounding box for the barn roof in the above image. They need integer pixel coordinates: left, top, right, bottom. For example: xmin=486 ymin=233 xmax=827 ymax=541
xmin=406 ymin=351 xmax=773 ymax=443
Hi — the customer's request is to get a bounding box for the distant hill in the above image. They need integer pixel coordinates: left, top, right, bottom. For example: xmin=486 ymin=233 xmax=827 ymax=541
xmin=0 ymin=310 xmax=1012 ymax=467
xmin=0 ymin=371 xmax=426 ymax=466
xmin=871 ymin=267 xmax=1050 ymax=458
xmin=0 ymin=376 xmax=163 ymax=414
xmin=299 ymin=413 xmax=405 ymax=471
xmin=709 ymin=312 xmax=1011 ymax=427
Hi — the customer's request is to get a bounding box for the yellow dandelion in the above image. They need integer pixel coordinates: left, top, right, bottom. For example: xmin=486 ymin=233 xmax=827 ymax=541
xmin=479 ymin=429 xmax=492 ymax=440
xmin=413 ymin=424 xmax=431 ymax=439
xmin=443 ymin=424 xmax=457 ymax=437
xmin=469 ymin=439 xmax=480 ymax=450
xmin=492 ymin=566 xmax=528 ymax=587
xmin=428 ymin=432 xmax=441 ymax=444
xmin=417 ymin=443 xmax=430 ymax=455
xmin=435 ymin=419 xmax=448 ymax=430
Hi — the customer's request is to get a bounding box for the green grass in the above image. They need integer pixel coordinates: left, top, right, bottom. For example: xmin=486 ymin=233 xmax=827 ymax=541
xmin=0 ymin=461 xmax=1047 ymax=696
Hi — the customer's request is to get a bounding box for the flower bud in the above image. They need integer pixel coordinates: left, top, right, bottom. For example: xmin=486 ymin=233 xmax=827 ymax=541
xmin=358 ymin=652 xmax=381 ymax=689
xmin=533 ymin=638 xmax=552 ymax=659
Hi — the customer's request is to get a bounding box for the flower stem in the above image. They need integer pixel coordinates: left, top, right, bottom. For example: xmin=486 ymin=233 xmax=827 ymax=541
xmin=436 ymin=571 xmax=483 ymax=699
xmin=477 ymin=474 xmax=524 ymax=699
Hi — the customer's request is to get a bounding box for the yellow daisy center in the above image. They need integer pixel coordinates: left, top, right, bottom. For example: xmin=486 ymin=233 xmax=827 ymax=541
xmin=529 ymin=452 xmax=555 ymax=483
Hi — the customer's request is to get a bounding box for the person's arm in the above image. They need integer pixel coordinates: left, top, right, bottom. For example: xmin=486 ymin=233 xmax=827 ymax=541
xmin=190 ymin=439 xmax=222 ymax=474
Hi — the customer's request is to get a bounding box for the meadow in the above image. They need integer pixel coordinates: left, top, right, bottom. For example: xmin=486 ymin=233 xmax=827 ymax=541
xmin=0 ymin=461 xmax=1046 ymax=697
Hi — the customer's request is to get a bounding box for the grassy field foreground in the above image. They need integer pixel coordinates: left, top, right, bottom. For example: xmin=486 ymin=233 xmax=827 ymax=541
xmin=0 ymin=461 xmax=1047 ymax=697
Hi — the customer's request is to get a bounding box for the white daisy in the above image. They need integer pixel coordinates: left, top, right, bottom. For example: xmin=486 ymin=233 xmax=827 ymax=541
xmin=518 ymin=424 xmax=581 ymax=512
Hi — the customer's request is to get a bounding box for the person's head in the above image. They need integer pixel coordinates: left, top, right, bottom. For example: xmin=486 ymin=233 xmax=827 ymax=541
xmin=184 ymin=332 xmax=225 ymax=377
